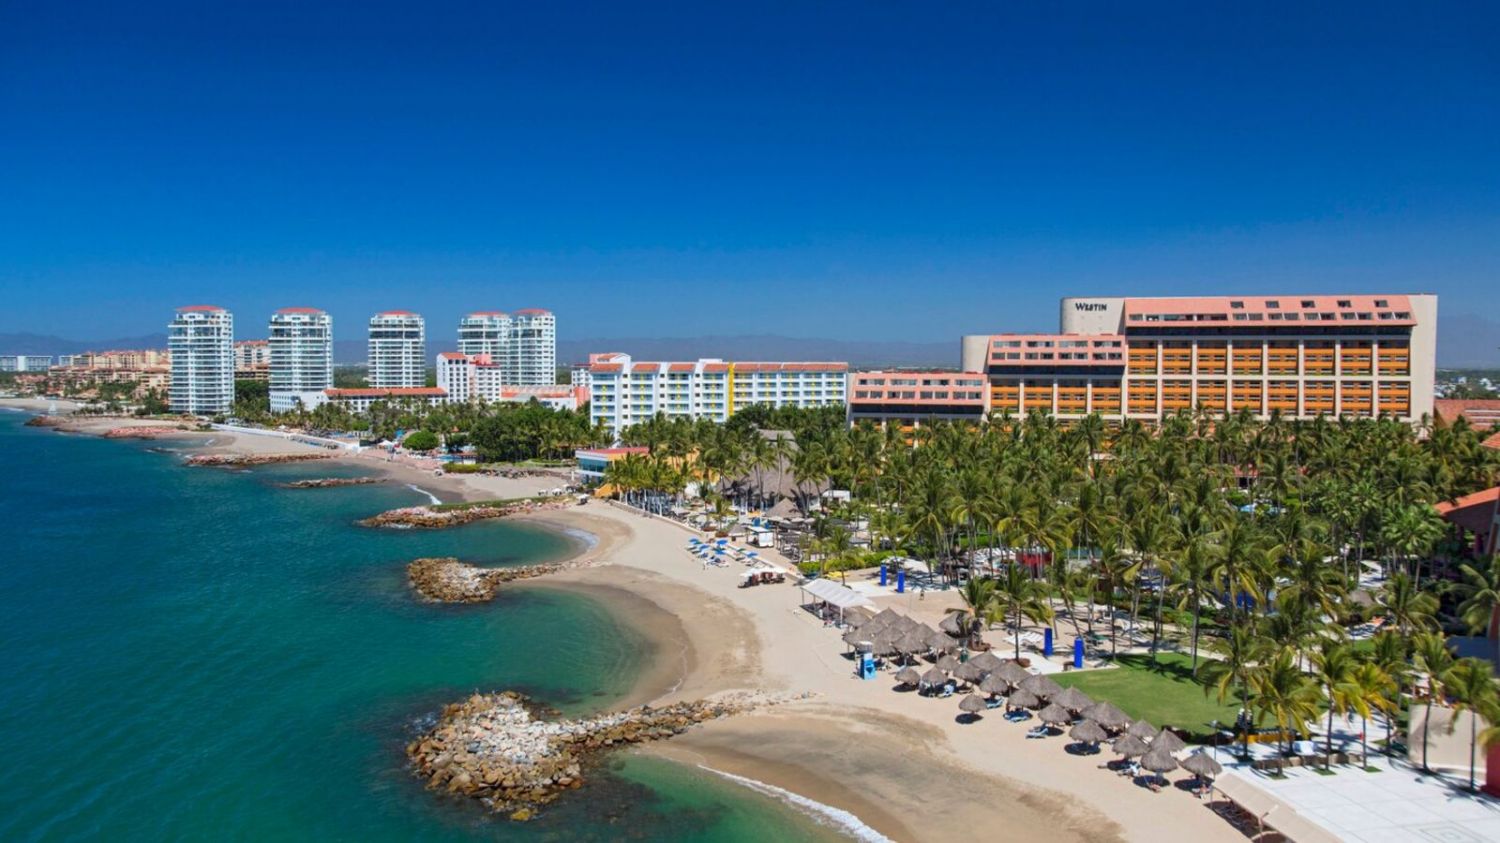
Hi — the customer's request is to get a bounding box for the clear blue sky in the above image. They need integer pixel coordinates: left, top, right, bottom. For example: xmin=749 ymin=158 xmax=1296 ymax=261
xmin=2 ymin=2 xmax=1497 ymax=343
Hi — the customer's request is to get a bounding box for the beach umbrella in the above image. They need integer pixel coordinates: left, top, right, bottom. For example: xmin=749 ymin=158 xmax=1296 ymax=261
xmin=969 ymin=651 xmax=1005 ymax=673
xmin=927 ymin=631 xmax=958 ymax=653
xmin=1141 ymin=745 xmax=1179 ymax=776
xmin=1052 ymin=686 xmax=1093 ymax=713
xmin=1153 ymin=727 xmax=1188 ymax=754
xmin=1181 ymin=751 xmax=1222 ymax=780
xmin=1082 ymin=701 xmax=1130 ymax=730
xmin=994 ymin=661 xmax=1031 ymax=688
xmin=935 ymin=654 xmax=962 ymax=673
xmin=871 ymin=635 xmax=901 ymax=657
xmin=1007 ymin=689 xmax=1041 ymax=709
xmin=939 ymin=612 xmax=965 ymax=636
xmin=1038 ymin=703 xmax=1073 ymax=725
xmin=958 ymin=693 xmax=988 ymax=715
xmin=1127 ymin=719 xmax=1159 ymax=740
xmin=897 ymin=630 xmax=930 ymax=655
xmin=978 ymin=674 xmax=1009 ymax=695
xmin=1112 ymin=735 xmax=1150 ymax=758
xmin=920 ymin=667 xmax=947 ymax=689
xmin=841 ymin=628 xmax=866 ymax=647
xmin=1069 ymin=719 xmax=1109 ymax=744
xmin=953 ymin=662 xmax=986 ymax=683
xmin=869 ymin=608 xmax=902 ymax=629
xmin=894 ymin=666 xmax=922 ymax=687
xmin=1018 ymin=674 xmax=1063 ymax=700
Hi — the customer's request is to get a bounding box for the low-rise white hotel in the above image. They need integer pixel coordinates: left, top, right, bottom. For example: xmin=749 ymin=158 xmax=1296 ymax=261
xmin=368 ymin=311 xmax=426 ymax=388
xmin=587 ymin=353 xmax=848 ymax=438
xmin=436 ymin=352 xmax=585 ymax=411
xmin=0 ymin=355 xmax=52 ymax=373
xmin=269 ymin=308 xmax=334 ymax=411
xmin=168 ymin=305 xmax=235 ymax=414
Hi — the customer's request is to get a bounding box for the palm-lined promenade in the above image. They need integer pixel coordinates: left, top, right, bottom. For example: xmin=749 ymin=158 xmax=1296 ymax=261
xmin=598 ymin=405 xmax=1500 ymax=839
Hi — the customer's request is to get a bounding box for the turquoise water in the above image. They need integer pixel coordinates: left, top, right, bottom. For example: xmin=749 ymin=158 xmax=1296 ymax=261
xmin=0 ymin=411 xmax=839 ymax=842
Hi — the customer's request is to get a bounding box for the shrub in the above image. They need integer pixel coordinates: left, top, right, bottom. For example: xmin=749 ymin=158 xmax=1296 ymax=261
xmin=403 ymin=430 xmax=440 ymax=451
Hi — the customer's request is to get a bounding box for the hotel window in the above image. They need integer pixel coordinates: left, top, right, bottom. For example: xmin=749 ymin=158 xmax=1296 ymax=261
xmin=1396 ymin=312 xmax=1412 ymax=319
xmin=1378 ymin=312 xmax=1394 ymax=320
xmin=1230 ymin=301 xmax=1244 ymax=309
xmin=1374 ymin=299 xmax=1389 ymax=308
xmin=1357 ymin=313 xmax=1373 ymax=320
xmin=1233 ymin=313 xmax=1248 ymax=321
xmin=1248 ymin=313 xmax=1264 ymax=320
xmin=1301 ymin=300 xmax=1315 ymax=308
xmin=1337 ymin=300 xmax=1352 ymax=308
xmin=1284 ymin=313 xmax=1300 ymax=321
xmin=1265 ymin=300 xmax=1280 ymax=308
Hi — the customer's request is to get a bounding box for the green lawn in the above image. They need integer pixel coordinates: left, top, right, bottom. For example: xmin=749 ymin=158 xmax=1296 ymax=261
xmin=1052 ymin=652 xmax=1241 ymax=740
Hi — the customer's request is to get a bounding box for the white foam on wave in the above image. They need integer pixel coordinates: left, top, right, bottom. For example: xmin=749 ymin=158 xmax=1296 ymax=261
xmin=406 ymin=484 xmax=442 ymax=506
xmin=561 ymin=526 xmax=598 ymax=549
xmin=699 ymin=765 xmax=893 ymax=843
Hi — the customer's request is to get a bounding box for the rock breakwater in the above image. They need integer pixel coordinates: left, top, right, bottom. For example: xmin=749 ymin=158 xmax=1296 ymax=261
xmin=282 ymin=476 xmax=382 ymax=489
xmin=185 ymin=453 xmax=333 ymax=468
xmin=25 ymin=415 xmax=68 ymax=428
xmin=359 ymin=497 xmax=573 ymax=529
xmin=103 ymin=426 xmax=192 ymax=439
xmin=408 ymin=690 xmax=793 ymax=818
xmin=406 ymin=557 xmax=575 ymax=602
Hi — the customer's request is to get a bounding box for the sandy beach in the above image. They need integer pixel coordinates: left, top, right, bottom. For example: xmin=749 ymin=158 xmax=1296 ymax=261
xmin=12 ymin=408 xmax=1244 ymax=842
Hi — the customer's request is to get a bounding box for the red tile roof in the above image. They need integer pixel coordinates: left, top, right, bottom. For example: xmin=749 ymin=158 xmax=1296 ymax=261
xmin=467 ymin=311 xmax=509 ymax=317
xmin=275 ymin=307 xmax=325 ymax=315
xmin=667 ymin=363 xmax=695 ymax=372
xmin=591 ymin=363 xmax=624 ymax=373
xmin=1435 ymin=487 xmax=1500 ymax=535
xmin=514 ymin=308 xmax=552 ymax=316
xmin=1485 ymin=432 xmax=1500 ymax=451
xmin=1435 ymin=399 xmax=1500 ymax=424
xmin=631 ymin=362 xmax=660 ymax=372
xmin=438 ymin=352 xmax=467 ymax=360
xmin=375 ymin=310 xmax=419 ymax=317
xmin=325 ymin=387 xmax=447 ymax=397
xmin=177 ymin=304 xmax=225 ymax=312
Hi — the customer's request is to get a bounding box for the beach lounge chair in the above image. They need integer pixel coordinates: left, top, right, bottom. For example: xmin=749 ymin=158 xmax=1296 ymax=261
xmin=939 ymin=684 xmax=955 ymax=698
xmin=1026 ymin=725 xmax=1048 ymax=739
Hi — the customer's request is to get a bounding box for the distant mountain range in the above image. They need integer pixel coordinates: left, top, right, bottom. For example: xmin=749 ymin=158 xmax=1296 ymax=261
xmin=4 ymin=315 xmax=1498 ymax=369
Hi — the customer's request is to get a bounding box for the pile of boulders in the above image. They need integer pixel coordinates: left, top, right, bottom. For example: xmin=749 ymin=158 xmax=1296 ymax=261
xmin=359 ymin=497 xmax=571 ymax=529
xmin=185 ymin=453 xmax=332 ymax=468
xmin=408 ymin=691 xmax=782 ymax=819
xmin=282 ymin=477 xmax=381 ymax=489
xmin=407 ymin=557 xmax=571 ymax=602
xmin=103 ymin=426 xmax=191 ymax=439
xmin=24 ymin=415 xmax=68 ymax=428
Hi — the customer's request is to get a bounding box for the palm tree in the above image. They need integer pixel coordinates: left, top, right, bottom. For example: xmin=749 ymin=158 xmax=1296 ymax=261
xmin=1350 ymin=661 xmax=1395 ymax=768
xmin=1456 ymin=554 xmax=1500 ymax=637
xmin=1379 ymin=572 xmax=1439 ymax=636
xmin=955 ymin=576 xmax=997 ymax=647
xmin=1369 ymin=629 xmax=1412 ymax=765
xmin=1311 ymin=640 xmax=1361 ymax=770
xmin=1170 ymin=534 xmax=1216 ymax=674
xmin=1411 ymin=632 xmax=1456 ymax=773
xmin=1199 ymin=623 xmax=1269 ymax=759
xmin=994 ymin=563 xmax=1052 ymax=660
xmin=1248 ymin=650 xmax=1324 ymax=760
xmin=1443 ymin=658 xmax=1500 ymax=792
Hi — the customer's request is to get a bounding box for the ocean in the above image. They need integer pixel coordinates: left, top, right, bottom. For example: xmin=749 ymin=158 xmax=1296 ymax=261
xmin=0 ymin=410 xmax=843 ymax=842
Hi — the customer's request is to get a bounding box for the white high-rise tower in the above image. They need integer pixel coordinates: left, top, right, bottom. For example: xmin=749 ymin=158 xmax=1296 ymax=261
xmin=368 ymin=311 xmax=426 ymax=388
xmin=508 ymin=309 xmax=556 ymax=385
xmin=269 ymin=307 xmax=333 ymax=411
xmin=168 ymin=305 xmax=235 ymax=414
xmin=457 ymin=311 xmax=511 ymax=359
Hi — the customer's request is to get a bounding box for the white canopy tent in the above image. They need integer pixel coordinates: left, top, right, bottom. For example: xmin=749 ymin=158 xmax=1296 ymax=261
xmin=798 ymin=578 xmax=872 ymax=624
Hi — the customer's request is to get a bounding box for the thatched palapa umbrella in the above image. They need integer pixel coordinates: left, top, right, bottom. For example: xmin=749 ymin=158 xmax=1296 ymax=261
xmin=1113 ymin=734 xmax=1150 ymax=758
xmin=1082 ymin=701 xmax=1130 ymax=730
xmin=1018 ymin=673 xmax=1063 ymax=700
xmin=1007 ymin=689 xmax=1041 ymax=709
xmin=1052 ymin=686 xmax=1093 ymax=713
xmin=958 ymin=693 xmax=988 ymax=717
xmin=978 ymin=674 xmax=1009 ymax=696
xmin=935 ymin=653 xmax=962 ymax=673
xmin=1140 ymin=745 xmax=1179 ymax=786
xmin=1038 ymin=703 xmax=1073 ymax=725
xmin=1069 ymin=719 xmax=1109 ymax=745
xmin=952 ymin=661 xmax=986 ymax=684
xmin=920 ymin=667 xmax=947 ymax=688
xmin=871 ymin=634 xmax=901 ymax=658
xmin=939 ymin=612 xmax=965 ymax=636
xmin=1153 ymin=727 xmax=1187 ymax=754
xmin=927 ymin=631 xmax=958 ymax=653
xmin=1181 ymin=751 xmax=1222 ymax=781
xmin=994 ymin=661 xmax=1031 ymax=689
xmin=894 ymin=666 xmax=922 ymax=687
xmin=1126 ymin=719 xmax=1158 ymax=741
xmin=897 ymin=630 xmax=930 ymax=656
xmin=841 ymin=628 xmax=867 ymax=647
xmin=969 ymin=651 xmax=1005 ymax=673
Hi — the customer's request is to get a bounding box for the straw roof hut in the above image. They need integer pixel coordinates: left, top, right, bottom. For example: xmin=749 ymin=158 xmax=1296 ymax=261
xmin=1018 ymin=674 xmax=1063 ymax=700
xmin=1038 ymin=703 xmax=1073 ymax=725
xmin=1007 ymin=689 xmax=1041 ymax=709
xmin=953 ymin=662 xmax=986 ymax=683
xmin=870 ymin=635 xmax=901 ymax=657
xmin=1127 ymin=719 xmax=1158 ymax=740
xmin=958 ymin=693 xmax=988 ymax=714
xmin=939 ymin=612 xmax=965 ymax=636
xmin=920 ymin=667 xmax=947 ymax=687
xmin=1052 ymin=686 xmax=1093 ymax=712
xmin=897 ymin=630 xmax=931 ymax=655
xmin=894 ymin=666 xmax=922 ymax=687
xmin=935 ymin=654 xmax=962 ymax=673
xmin=841 ymin=628 xmax=867 ymax=647
xmin=1069 ymin=719 xmax=1109 ymax=744
xmin=1181 ymin=751 xmax=1222 ymax=779
xmin=927 ymin=631 xmax=958 ymax=653
xmin=969 ymin=651 xmax=1005 ymax=673
xmin=994 ymin=661 xmax=1031 ymax=688
xmin=978 ymin=674 xmax=1009 ymax=695
xmin=1153 ymin=727 xmax=1187 ymax=754
xmin=1112 ymin=734 xmax=1150 ymax=757
xmin=844 ymin=606 xmax=875 ymax=628
xmin=766 ymin=498 xmax=800 ymax=519
xmin=1140 ymin=745 xmax=1179 ymax=775
xmin=1082 ymin=701 xmax=1130 ymax=729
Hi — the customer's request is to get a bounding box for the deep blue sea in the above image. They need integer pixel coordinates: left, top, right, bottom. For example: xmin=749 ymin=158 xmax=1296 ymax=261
xmin=0 ymin=410 xmax=838 ymax=841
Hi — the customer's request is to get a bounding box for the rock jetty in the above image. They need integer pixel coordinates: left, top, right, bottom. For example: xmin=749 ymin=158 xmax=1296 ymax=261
xmin=282 ymin=476 xmax=382 ymax=489
xmin=103 ymin=426 xmax=192 ymax=439
xmin=185 ymin=453 xmax=332 ymax=468
xmin=408 ymin=691 xmax=786 ymax=818
xmin=406 ymin=557 xmax=576 ymax=602
xmin=24 ymin=415 xmax=68 ymax=428
xmin=359 ymin=497 xmax=573 ymax=529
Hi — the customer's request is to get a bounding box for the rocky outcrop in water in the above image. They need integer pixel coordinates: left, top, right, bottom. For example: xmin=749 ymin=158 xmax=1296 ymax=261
xmin=407 ymin=691 xmax=790 ymax=819
xmin=103 ymin=426 xmax=192 ymax=439
xmin=359 ymin=497 xmax=573 ymax=529
xmin=186 ymin=453 xmax=332 ymax=468
xmin=25 ymin=415 xmax=68 ymax=427
xmin=406 ymin=557 xmax=576 ymax=602
xmin=282 ymin=476 xmax=382 ymax=489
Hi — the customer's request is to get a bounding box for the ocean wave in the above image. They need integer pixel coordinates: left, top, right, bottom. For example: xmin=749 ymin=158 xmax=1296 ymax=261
xmin=561 ymin=526 xmax=599 ymax=549
xmin=699 ymin=765 xmax=892 ymax=843
xmin=405 ymin=484 xmax=442 ymax=505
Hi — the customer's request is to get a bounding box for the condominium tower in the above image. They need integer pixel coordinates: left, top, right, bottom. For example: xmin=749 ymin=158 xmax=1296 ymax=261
xmin=588 ymin=353 xmax=848 ymax=438
xmin=457 ymin=312 xmax=511 ymax=359
xmin=368 ymin=311 xmax=426 ymax=389
xmin=507 ymin=309 xmax=556 ymax=386
xmin=848 ymin=293 xmax=1437 ymax=428
xmin=268 ymin=307 xmax=334 ymax=411
xmin=168 ymin=305 xmax=235 ymax=414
